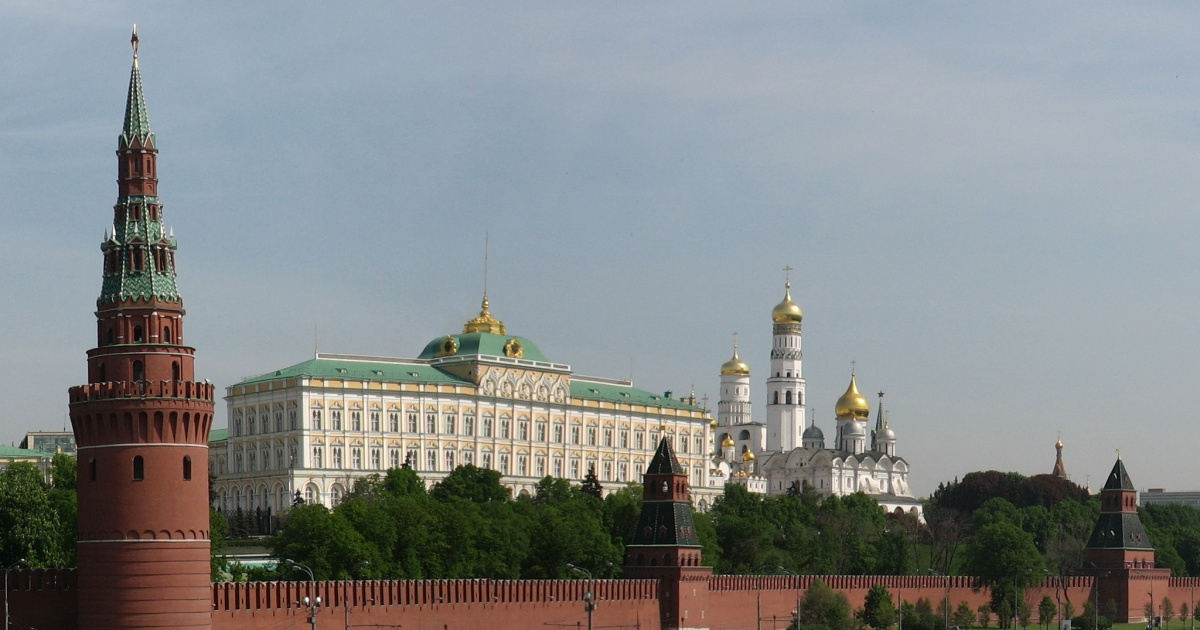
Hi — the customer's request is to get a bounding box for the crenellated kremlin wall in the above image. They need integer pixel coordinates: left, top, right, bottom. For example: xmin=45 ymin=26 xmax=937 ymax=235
xmin=11 ymin=568 xmax=1200 ymax=630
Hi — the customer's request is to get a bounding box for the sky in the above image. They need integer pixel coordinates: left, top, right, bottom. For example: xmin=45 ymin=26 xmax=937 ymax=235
xmin=3 ymin=3 xmax=1199 ymax=498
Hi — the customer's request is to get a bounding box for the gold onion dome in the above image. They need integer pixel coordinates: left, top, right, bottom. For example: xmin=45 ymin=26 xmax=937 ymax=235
xmin=720 ymin=346 xmax=751 ymax=376
xmin=834 ymin=374 xmax=870 ymax=419
xmin=721 ymin=434 xmax=735 ymax=448
xmin=709 ymin=418 xmax=718 ymax=428
xmin=741 ymin=449 xmax=756 ymax=462
xmin=463 ymin=294 xmax=506 ymax=334
xmin=771 ymin=282 xmax=804 ymax=324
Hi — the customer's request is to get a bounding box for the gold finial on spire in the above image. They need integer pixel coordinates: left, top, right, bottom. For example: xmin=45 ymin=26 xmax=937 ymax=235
xmin=131 ymin=24 xmax=139 ymax=66
xmin=463 ymin=234 xmax=506 ymax=334
xmin=772 ymin=266 xmax=804 ymax=324
xmin=1116 ymin=449 xmax=1121 ymax=460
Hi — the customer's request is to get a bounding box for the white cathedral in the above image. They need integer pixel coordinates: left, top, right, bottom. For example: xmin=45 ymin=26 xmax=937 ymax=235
xmin=708 ymin=279 xmax=923 ymax=519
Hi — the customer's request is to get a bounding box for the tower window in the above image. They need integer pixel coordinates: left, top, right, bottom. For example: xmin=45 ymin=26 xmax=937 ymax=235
xmin=163 ymin=326 xmax=172 ymax=344
xmin=106 ymin=328 xmax=115 ymax=345
xmin=773 ymin=392 xmax=779 ymax=405
xmin=133 ymin=360 xmax=144 ymax=382
xmin=89 ymin=458 xmax=97 ymax=482
xmin=134 ymin=326 xmax=144 ymax=343
xmin=133 ymin=456 xmax=144 ymax=481
xmin=98 ymin=364 xmax=106 ymax=382
xmin=786 ymin=391 xmax=793 ymax=405
xmin=172 ymin=361 xmax=181 ymax=381
xmin=183 ymin=456 xmax=192 ymax=481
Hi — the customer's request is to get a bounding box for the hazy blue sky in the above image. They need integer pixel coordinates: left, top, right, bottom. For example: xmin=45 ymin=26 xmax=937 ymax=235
xmin=4 ymin=4 xmax=1199 ymax=497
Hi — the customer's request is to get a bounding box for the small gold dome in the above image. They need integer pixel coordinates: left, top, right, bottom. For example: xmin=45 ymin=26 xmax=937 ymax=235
xmin=709 ymin=418 xmax=718 ymax=428
xmin=721 ymin=434 xmax=735 ymax=448
xmin=741 ymin=448 xmax=756 ymax=462
xmin=720 ymin=346 xmax=750 ymax=376
xmin=1056 ymin=439 xmax=1064 ymax=449
xmin=771 ymin=282 xmax=804 ymax=324
xmin=834 ymin=374 xmax=870 ymax=419
xmin=463 ymin=294 xmax=506 ymax=334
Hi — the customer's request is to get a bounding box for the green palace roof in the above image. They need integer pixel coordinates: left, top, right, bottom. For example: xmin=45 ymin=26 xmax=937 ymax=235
xmin=238 ymin=356 xmax=473 ymax=387
xmin=570 ymin=380 xmax=703 ymax=411
xmin=0 ymin=446 xmax=54 ymax=460
xmin=209 ymin=428 xmax=228 ymax=444
xmin=417 ymin=332 xmax=550 ymax=363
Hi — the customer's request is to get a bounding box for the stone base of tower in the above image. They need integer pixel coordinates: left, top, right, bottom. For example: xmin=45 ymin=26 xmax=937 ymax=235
xmin=1087 ymin=566 xmax=1170 ymax=624
xmin=78 ymin=540 xmax=211 ymax=629
xmin=624 ymin=564 xmax=713 ymax=630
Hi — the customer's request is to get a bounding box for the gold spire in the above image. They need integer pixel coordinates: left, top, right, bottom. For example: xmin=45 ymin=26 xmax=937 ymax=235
xmin=771 ymin=279 xmax=804 ymax=324
xmin=463 ymin=294 xmax=506 ymax=334
xmin=720 ymin=333 xmax=751 ymax=375
xmin=834 ymin=371 xmax=870 ymax=419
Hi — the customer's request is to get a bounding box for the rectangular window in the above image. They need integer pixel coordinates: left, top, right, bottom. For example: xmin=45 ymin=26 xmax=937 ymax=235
xmin=553 ymin=458 xmax=563 ymax=478
xmin=371 ymin=448 xmax=381 ymax=469
xmin=445 ymin=450 xmax=455 ymax=470
xmin=352 ymin=448 xmax=363 ymax=469
xmin=481 ymin=452 xmax=492 ymax=470
xmin=620 ymin=430 xmax=629 ymax=448
xmin=570 ymin=458 xmax=580 ymax=479
xmin=603 ymin=461 xmax=612 ymax=481
xmin=289 ymin=409 xmax=298 ymax=430
xmin=407 ymin=448 xmax=419 ymax=469
xmin=331 ymin=410 xmax=343 ymax=431
xmin=311 ymin=448 xmax=322 ymax=468
xmin=427 ymin=450 xmax=437 ymax=471
xmin=554 ymin=425 xmax=564 ymax=443
xmin=679 ymin=434 xmax=688 ymax=453
xmin=535 ymin=457 xmax=546 ymax=477
xmin=407 ymin=412 xmax=418 ymax=433
xmin=695 ymin=435 xmax=703 ymax=454
xmin=390 ymin=449 xmax=400 ymax=468
xmin=587 ymin=427 xmax=597 ymax=446
xmin=571 ymin=426 xmax=581 ymax=444
xmin=499 ymin=454 xmax=509 ymax=474
xmin=517 ymin=456 xmax=528 ymax=476
xmin=519 ymin=422 xmax=529 ymax=441
xmin=604 ymin=428 xmax=613 ymax=447
xmin=483 ymin=417 xmax=493 ymax=437
xmin=463 ymin=450 xmax=473 ymax=466
xmin=370 ymin=411 xmax=380 ymax=432
xmin=536 ymin=423 xmax=547 ymax=441
xmin=426 ymin=413 xmax=436 ymax=433
xmin=445 ymin=414 xmax=456 ymax=434
xmin=389 ymin=411 xmax=399 ymax=432
xmin=275 ymin=411 xmax=284 ymax=432
xmin=332 ymin=447 xmax=343 ymax=469
xmin=635 ymin=432 xmax=644 ymax=450
xmin=311 ymin=409 xmax=323 ymax=430
xmin=351 ymin=411 xmax=362 ymax=431
xmin=501 ymin=420 xmax=510 ymax=439
xmin=464 ymin=415 xmax=475 ymax=436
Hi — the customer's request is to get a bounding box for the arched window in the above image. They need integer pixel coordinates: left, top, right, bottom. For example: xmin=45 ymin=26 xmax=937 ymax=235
xmin=132 ymin=360 xmax=144 ymax=382
xmin=786 ymin=391 xmax=793 ymax=405
xmin=183 ymin=455 xmax=192 ymax=481
xmin=134 ymin=326 xmax=144 ymax=343
xmin=772 ymin=391 xmax=779 ymax=405
xmin=106 ymin=328 xmax=115 ymax=345
xmin=133 ymin=456 xmax=144 ymax=481
xmin=172 ymin=362 xmax=181 ymax=381
xmin=163 ymin=326 xmax=173 ymax=344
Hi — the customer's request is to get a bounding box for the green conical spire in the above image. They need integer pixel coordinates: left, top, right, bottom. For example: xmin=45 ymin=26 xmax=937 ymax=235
xmin=120 ymin=25 xmax=154 ymax=148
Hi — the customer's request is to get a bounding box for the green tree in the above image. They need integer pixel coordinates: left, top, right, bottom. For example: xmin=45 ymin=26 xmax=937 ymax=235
xmin=272 ymin=503 xmax=373 ymax=579
xmin=50 ymin=453 xmax=76 ymax=491
xmin=1162 ymin=597 xmax=1174 ymax=630
xmin=979 ymin=604 xmax=992 ymax=630
xmin=954 ymin=601 xmax=977 ymax=629
xmin=1063 ymin=601 xmax=1075 ymax=621
xmin=211 ymin=507 xmax=230 ymax=580
xmin=858 ymin=584 xmax=896 ymax=630
xmin=1038 ymin=596 xmax=1056 ymax=630
xmin=0 ymin=462 xmax=70 ymax=567
xmin=799 ymin=579 xmax=852 ymax=630
xmin=431 ymin=465 xmax=510 ymax=504
xmin=962 ymin=522 xmax=1042 ymax=627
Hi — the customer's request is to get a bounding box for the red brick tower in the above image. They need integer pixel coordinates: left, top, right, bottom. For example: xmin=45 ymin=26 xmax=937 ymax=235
xmin=67 ymin=27 xmax=216 ymax=629
xmin=1083 ymin=456 xmax=1167 ymax=623
xmin=624 ymin=437 xmax=713 ymax=629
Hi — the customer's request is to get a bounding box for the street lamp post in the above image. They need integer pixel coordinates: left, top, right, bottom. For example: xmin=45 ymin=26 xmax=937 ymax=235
xmin=930 ymin=570 xmax=951 ymax=630
xmin=779 ymin=566 xmax=801 ymax=628
xmin=4 ymin=560 xmax=24 ymax=630
xmin=567 ymin=563 xmax=595 ymax=630
xmin=286 ymin=559 xmax=321 ymax=630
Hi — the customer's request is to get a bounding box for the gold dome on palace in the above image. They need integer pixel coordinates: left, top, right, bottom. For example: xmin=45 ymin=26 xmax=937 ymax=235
xmin=835 ymin=374 xmax=870 ymax=419
xmin=709 ymin=418 xmax=718 ymax=428
xmin=741 ymin=449 xmax=756 ymax=462
xmin=720 ymin=346 xmax=751 ymax=376
xmin=772 ymin=282 xmax=804 ymax=324
xmin=463 ymin=294 xmax=506 ymax=334
xmin=721 ymin=434 xmax=735 ymax=448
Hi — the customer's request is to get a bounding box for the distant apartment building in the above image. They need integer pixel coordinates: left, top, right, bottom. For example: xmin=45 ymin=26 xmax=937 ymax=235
xmin=1140 ymin=488 xmax=1200 ymax=508
xmin=19 ymin=431 xmax=77 ymax=456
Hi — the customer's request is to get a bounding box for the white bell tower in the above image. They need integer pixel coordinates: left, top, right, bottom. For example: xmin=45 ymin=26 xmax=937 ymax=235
xmin=766 ymin=268 xmax=806 ymax=452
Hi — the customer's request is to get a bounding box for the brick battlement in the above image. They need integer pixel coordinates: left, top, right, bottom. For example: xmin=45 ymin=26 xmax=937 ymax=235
xmin=213 ymin=579 xmax=659 ymax=612
xmin=708 ymin=574 xmax=1095 ymax=592
xmin=69 ymin=380 xmax=215 ymax=403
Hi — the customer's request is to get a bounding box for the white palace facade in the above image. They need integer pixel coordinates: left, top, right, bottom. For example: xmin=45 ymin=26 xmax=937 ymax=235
xmin=211 ymin=296 xmax=723 ymax=513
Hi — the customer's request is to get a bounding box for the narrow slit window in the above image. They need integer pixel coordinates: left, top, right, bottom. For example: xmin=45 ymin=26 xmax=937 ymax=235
xmin=89 ymin=458 xmax=97 ymax=482
xmin=183 ymin=455 xmax=192 ymax=481
xmin=133 ymin=455 xmax=144 ymax=481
